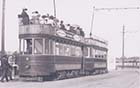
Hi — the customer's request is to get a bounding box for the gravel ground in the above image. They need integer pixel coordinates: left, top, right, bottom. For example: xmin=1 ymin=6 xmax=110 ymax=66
xmin=0 ymin=69 xmax=139 ymax=88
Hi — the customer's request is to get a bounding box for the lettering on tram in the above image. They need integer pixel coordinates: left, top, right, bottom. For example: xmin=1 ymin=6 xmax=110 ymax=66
xmin=17 ymin=9 xmax=108 ymax=81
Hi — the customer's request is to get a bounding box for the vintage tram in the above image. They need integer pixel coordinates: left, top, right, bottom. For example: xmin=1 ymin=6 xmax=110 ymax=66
xmin=17 ymin=17 xmax=108 ymax=81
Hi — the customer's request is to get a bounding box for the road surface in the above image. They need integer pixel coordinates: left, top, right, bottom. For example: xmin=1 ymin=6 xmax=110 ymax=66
xmin=0 ymin=69 xmax=139 ymax=88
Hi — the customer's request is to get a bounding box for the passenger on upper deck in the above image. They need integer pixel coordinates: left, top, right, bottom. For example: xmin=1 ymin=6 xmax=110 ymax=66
xmin=30 ymin=11 xmax=40 ymax=24
xmin=53 ymin=17 xmax=59 ymax=27
xmin=66 ymin=24 xmax=71 ymax=30
xmin=47 ymin=15 xmax=55 ymax=26
xmin=69 ymin=25 xmax=76 ymax=34
xmin=76 ymin=27 xmax=81 ymax=35
xmin=20 ymin=8 xmax=30 ymax=25
xmin=79 ymin=28 xmax=85 ymax=37
xmin=40 ymin=15 xmax=48 ymax=24
xmin=59 ymin=21 xmax=66 ymax=30
xmin=18 ymin=14 xmax=23 ymax=25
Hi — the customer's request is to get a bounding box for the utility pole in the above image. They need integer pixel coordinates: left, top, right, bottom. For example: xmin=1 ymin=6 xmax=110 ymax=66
xmin=90 ymin=6 xmax=95 ymax=38
xmin=1 ymin=0 xmax=6 ymax=55
xmin=122 ymin=25 xmax=125 ymax=68
xmin=53 ymin=0 xmax=56 ymax=17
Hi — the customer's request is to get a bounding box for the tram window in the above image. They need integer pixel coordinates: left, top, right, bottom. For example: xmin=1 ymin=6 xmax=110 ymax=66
xmin=95 ymin=55 xmax=97 ymax=58
xmin=92 ymin=48 xmax=96 ymax=58
xmin=34 ymin=39 xmax=43 ymax=54
xmin=59 ymin=43 xmax=64 ymax=55
xmin=71 ymin=46 xmax=76 ymax=56
xmin=45 ymin=39 xmax=49 ymax=54
xmin=55 ymin=42 xmax=59 ymax=55
xmin=90 ymin=48 xmax=93 ymax=57
xmin=22 ymin=39 xmax=32 ymax=54
xmin=75 ymin=47 xmax=82 ymax=57
xmin=26 ymin=39 xmax=32 ymax=54
xmin=20 ymin=39 xmax=24 ymax=54
xmin=84 ymin=47 xmax=88 ymax=56
xmin=102 ymin=55 xmax=104 ymax=58
xmin=64 ymin=44 xmax=70 ymax=56
xmin=49 ymin=40 xmax=55 ymax=55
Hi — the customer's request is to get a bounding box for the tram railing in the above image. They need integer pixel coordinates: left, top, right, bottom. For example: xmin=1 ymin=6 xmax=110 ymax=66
xmin=85 ymin=38 xmax=108 ymax=48
xmin=19 ymin=24 xmax=55 ymax=35
xmin=19 ymin=24 xmax=85 ymax=43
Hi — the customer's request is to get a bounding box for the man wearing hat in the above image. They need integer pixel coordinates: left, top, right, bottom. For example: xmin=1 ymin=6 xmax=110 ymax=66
xmin=21 ymin=8 xmax=30 ymax=25
xmin=0 ymin=55 xmax=10 ymax=82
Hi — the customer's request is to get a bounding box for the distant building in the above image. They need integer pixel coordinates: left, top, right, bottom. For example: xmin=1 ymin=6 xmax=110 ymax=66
xmin=116 ymin=57 xmax=140 ymax=69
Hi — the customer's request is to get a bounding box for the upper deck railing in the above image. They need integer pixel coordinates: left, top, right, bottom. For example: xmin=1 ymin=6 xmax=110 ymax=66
xmin=85 ymin=38 xmax=108 ymax=48
xmin=19 ymin=24 xmax=85 ymax=43
xmin=19 ymin=24 xmax=55 ymax=35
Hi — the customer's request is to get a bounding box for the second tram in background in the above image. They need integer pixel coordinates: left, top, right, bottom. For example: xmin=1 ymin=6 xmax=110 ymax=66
xmin=17 ymin=11 xmax=108 ymax=81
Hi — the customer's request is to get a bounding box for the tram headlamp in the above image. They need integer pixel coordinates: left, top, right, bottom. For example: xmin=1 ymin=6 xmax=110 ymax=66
xmin=26 ymin=57 xmax=30 ymax=61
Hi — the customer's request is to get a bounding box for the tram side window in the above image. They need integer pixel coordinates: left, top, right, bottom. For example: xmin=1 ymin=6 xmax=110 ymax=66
xmin=55 ymin=42 xmax=59 ymax=55
xmin=34 ymin=39 xmax=43 ymax=54
xmin=71 ymin=46 xmax=76 ymax=56
xmin=92 ymin=48 xmax=96 ymax=58
xmin=75 ymin=47 xmax=82 ymax=56
xmin=64 ymin=44 xmax=70 ymax=56
xmin=45 ymin=39 xmax=49 ymax=54
xmin=59 ymin=43 xmax=64 ymax=55
xmin=26 ymin=39 xmax=32 ymax=54
xmin=83 ymin=47 xmax=88 ymax=57
xmin=55 ymin=43 xmax=73 ymax=56
xmin=90 ymin=48 xmax=93 ymax=57
xmin=55 ymin=42 xmax=64 ymax=56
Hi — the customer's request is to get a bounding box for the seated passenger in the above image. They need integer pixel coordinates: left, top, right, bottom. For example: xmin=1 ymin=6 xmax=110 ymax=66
xmin=59 ymin=21 xmax=66 ymax=30
xmin=20 ymin=8 xmax=30 ymax=25
xmin=47 ymin=15 xmax=55 ymax=26
xmin=76 ymin=27 xmax=81 ymax=35
xmin=66 ymin=24 xmax=70 ymax=30
xmin=53 ymin=17 xmax=59 ymax=27
xmin=69 ymin=25 xmax=76 ymax=34
xmin=79 ymin=28 xmax=85 ymax=37
xmin=40 ymin=15 xmax=48 ymax=24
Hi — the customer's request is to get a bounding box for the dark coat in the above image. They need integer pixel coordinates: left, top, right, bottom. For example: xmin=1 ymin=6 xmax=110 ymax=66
xmin=1 ymin=56 xmax=10 ymax=70
xmin=21 ymin=11 xmax=30 ymax=25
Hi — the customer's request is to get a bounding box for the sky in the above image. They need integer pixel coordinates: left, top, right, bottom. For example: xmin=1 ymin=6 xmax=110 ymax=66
xmin=0 ymin=0 xmax=140 ymax=69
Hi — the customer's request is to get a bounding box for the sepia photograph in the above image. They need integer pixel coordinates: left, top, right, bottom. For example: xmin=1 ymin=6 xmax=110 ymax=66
xmin=0 ymin=0 xmax=140 ymax=88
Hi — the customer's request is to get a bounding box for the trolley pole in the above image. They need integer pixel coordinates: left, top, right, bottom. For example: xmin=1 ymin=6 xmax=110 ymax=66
xmin=53 ymin=0 xmax=56 ymax=17
xmin=90 ymin=6 xmax=95 ymax=38
xmin=1 ymin=0 xmax=6 ymax=55
xmin=122 ymin=25 xmax=125 ymax=68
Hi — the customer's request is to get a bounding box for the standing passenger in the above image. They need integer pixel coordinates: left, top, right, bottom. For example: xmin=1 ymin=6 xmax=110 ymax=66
xmin=21 ymin=8 xmax=30 ymax=25
xmin=31 ymin=11 xmax=40 ymax=24
xmin=0 ymin=55 xmax=10 ymax=82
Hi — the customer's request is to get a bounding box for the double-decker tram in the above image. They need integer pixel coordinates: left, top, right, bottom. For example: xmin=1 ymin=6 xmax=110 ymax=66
xmin=17 ymin=12 xmax=108 ymax=81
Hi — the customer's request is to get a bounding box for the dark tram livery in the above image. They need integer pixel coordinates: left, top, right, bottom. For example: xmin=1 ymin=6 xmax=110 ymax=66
xmin=17 ymin=19 xmax=108 ymax=81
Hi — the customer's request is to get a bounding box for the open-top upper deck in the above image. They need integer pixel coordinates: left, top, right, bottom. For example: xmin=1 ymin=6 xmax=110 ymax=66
xmin=19 ymin=24 xmax=85 ymax=43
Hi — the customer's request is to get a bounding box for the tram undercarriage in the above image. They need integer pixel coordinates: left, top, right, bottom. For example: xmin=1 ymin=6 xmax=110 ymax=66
xmin=18 ymin=55 xmax=107 ymax=81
